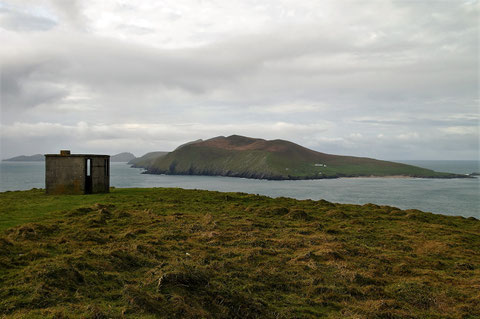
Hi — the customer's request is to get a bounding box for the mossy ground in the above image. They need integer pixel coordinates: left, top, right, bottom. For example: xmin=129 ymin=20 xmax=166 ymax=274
xmin=0 ymin=188 xmax=479 ymax=318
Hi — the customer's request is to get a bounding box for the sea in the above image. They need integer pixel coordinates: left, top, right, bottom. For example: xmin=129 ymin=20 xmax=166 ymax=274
xmin=0 ymin=160 xmax=478 ymax=218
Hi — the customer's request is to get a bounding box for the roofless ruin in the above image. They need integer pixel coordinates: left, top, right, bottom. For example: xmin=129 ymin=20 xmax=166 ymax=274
xmin=45 ymin=150 xmax=110 ymax=195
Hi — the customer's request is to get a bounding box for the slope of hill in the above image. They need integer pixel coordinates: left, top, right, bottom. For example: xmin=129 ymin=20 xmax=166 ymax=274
xmin=2 ymin=154 xmax=44 ymax=161
xmin=0 ymin=188 xmax=478 ymax=318
xmin=111 ymin=152 xmax=136 ymax=162
xmin=145 ymin=135 xmax=463 ymax=179
xmin=129 ymin=151 xmax=168 ymax=168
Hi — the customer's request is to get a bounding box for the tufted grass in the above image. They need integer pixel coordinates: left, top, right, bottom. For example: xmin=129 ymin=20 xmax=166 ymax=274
xmin=0 ymin=188 xmax=479 ymax=318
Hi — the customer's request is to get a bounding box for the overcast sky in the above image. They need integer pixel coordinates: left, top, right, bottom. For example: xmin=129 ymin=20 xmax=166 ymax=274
xmin=0 ymin=0 xmax=478 ymax=160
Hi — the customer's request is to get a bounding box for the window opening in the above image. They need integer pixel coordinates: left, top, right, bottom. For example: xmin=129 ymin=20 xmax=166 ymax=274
xmin=87 ymin=159 xmax=91 ymax=176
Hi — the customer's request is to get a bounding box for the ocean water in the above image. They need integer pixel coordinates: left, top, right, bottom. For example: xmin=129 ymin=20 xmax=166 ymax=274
xmin=0 ymin=160 xmax=478 ymax=218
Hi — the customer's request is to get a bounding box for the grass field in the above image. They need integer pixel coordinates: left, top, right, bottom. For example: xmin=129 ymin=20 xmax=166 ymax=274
xmin=1 ymin=188 xmax=479 ymax=318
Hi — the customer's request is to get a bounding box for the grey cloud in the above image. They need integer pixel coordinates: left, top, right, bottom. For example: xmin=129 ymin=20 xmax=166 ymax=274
xmin=2 ymin=8 xmax=477 ymax=104
xmin=48 ymin=0 xmax=86 ymax=30
xmin=116 ymin=24 xmax=155 ymax=35
xmin=1 ymin=56 xmax=69 ymax=109
xmin=0 ymin=0 xmax=478 ymax=160
xmin=353 ymin=115 xmax=479 ymax=128
xmin=0 ymin=7 xmax=56 ymax=31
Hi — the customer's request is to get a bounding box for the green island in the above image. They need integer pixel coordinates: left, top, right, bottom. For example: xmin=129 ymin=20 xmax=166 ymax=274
xmin=1 ymin=188 xmax=479 ymax=318
xmin=142 ymin=135 xmax=466 ymax=180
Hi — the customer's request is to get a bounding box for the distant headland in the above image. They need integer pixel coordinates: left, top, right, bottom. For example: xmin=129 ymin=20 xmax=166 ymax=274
xmin=2 ymin=152 xmax=136 ymax=163
xmin=135 ymin=135 xmax=468 ymax=180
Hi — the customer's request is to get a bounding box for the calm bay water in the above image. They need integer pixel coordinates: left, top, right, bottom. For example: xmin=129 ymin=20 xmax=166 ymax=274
xmin=0 ymin=160 xmax=478 ymax=218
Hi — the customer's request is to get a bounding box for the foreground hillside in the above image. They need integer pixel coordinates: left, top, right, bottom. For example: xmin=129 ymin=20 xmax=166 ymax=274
xmin=0 ymin=188 xmax=479 ymax=318
xmin=145 ymin=135 xmax=462 ymax=179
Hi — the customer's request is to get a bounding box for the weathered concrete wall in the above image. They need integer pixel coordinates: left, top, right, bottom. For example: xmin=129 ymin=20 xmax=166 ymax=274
xmin=45 ymin=156 xmax=85 ymax=195
xmin=45 ymin=154 xmax=110 ymax=195
xmin=91 ymin=157 xmax=109 ymax=193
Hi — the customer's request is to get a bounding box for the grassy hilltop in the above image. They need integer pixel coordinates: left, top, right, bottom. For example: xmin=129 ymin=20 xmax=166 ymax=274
xmin=144 ymin=135 xmax=463 ymax=180
xmin=1 ymin=188 xmax=479 ymax=318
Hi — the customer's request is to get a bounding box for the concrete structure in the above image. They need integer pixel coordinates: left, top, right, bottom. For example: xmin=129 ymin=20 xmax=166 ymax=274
xmin=45 ymin=150 xmax=110 ymax=195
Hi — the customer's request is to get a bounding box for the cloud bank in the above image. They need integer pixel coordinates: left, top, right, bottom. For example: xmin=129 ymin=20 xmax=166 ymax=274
xmin=0 ymin=0 xmax=478 ymax=159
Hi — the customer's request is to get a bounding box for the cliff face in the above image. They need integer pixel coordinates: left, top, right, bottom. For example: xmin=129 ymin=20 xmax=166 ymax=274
xmin=145 ymin=135 xmax=463 ymax=179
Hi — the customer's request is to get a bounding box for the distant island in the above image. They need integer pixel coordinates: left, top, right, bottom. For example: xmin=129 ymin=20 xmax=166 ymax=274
xmin=3 ymin=152 xmax=136 ymax=162
xmin=2 ymin=154 xmax=45 ymax=162
xmin=138 ymin=135 xmax=467 ymax=180
xmin=111 ymin=152 xmax=136 ymax=162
